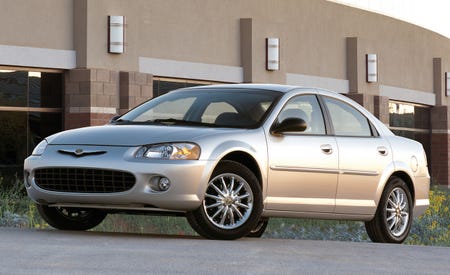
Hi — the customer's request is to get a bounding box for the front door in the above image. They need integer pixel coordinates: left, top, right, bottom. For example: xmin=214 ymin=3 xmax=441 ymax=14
xmin=266 ymin=94 xmax=338 ymax=213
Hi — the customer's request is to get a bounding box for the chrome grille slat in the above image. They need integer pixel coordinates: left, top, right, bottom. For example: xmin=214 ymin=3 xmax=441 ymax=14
xmin=34 ymin=168 xmax=135 ymax=193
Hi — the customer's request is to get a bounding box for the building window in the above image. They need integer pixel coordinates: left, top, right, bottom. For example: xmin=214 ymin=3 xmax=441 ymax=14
xmin=0 ymin=69 xmax=63 ymax=177
xmin=152 ymin=77 xmax=221 ymax=97
xmin=389 ymin=101 xmax=430 ymax=158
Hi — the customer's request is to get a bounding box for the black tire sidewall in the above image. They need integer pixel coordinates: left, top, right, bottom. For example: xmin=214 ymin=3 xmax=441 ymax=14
xmin=37 ymin=204 xmax=106 ymax=231
xmin=247 ymin=218 xmax=269 ymax=238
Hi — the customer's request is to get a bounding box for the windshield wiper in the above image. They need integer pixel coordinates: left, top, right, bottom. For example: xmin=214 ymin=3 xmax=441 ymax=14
xmin=111 ymin=118 xmax=131 ymax=124
xmin=113 ymin=118 xmax=213 ymax=127
xmin=151 ymin=118 xmax=212 ymax=127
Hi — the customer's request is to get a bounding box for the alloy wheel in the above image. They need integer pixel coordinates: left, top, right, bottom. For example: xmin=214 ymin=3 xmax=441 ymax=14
xmin=203 ymin=173 xmax=254 ymax=230
xmin=385 ymin=187 xmax=410 ymax=237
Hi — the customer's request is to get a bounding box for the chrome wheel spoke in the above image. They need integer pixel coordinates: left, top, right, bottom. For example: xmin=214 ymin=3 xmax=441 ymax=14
xmin=212 ymin=182 xmax=226 ymax=197
xmin=206 ymin=202 xmax=223 ymax=209
xmin=400 ymin=201 xmax=407 ymax=210
xmin=219 ymin=206 xmax=229 ymax=225
xmin=238 ymin=193 xmax=250 ymax=200
xmin=387 ymin=213 xmax=396 ymax=222
xmin=220 ymin=177 xmax=229 ymax=195
xmin=386 ymin=207 xmax=396 ymax=213
xmin=231 ymin=205 xmax=244 ymax=219
xmin=205 ymin=193 xmax=222 ymax=200
xmin=398 ymin=192 xmax=404 ymax=204
xmin=236 ymin=201 xmax=250 ymax=209
xmin=234 ymin=182 xmax=244 ymax=195
xmin=388 ymin=198 xmax=396 ymax=208
xmin=211 ymin=206 xmax=224 ymax=219
xmin=228 ymin=207 xmax=235 ymax=225
xmin=229 ymin=177 xmax=235 ymax=194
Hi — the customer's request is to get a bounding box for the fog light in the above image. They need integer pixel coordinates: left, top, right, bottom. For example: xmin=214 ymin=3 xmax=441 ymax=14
xmin=24 ymin=171 xmax=31 ymax=188
xmin=158 ymin=177 xmax=171 ymax=191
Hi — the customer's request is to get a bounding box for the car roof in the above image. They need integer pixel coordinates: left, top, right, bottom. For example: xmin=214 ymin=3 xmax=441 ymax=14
xmin=181 ymin=83 xmax=300 ymax=93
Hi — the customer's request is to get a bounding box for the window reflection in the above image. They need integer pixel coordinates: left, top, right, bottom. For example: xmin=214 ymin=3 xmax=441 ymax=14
xmin=389 ymin=101 xmax=431 ymax=163
xmin=389 ymin=102 xmax=430 ymax=129
xmin=0 ymin=69 xmax=63 ymax=178
xmin=29 ymin=72 xmax=62 ymax=108
xmin=0 ymin=70 xmax=27 ymax=107
xmin=0 ymin=111 xmax=27 ymax=175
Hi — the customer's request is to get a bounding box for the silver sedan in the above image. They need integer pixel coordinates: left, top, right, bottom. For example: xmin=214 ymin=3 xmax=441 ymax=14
xmin=24 ymin=84 xmax=430 ymax=242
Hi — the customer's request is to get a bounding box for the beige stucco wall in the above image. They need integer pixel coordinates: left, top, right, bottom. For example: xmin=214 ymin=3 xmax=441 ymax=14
xmin=76 ymin=0 xmax=450 ymax=94
xmin=2 ymin=0 xmax=450 ymax=99
xmin=80 ymin=0 xmax=242 ymax=71
xmin=0 ymin=0 xmax=73 ymax=50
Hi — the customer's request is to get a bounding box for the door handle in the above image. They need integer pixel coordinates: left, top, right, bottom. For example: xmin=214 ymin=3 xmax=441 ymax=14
xmin=377 ymin=146 xmax=388 ymax=156
xmin=320 ymin=144 xmax=333 ymax=155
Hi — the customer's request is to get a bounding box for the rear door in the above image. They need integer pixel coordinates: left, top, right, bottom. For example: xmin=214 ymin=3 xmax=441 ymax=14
xmin=321 ymin=96 xmax=392 ymax=215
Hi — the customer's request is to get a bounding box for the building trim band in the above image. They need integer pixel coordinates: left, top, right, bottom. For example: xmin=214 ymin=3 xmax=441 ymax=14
xmin=139 ymin=57 xmax=244 ymax=83
xmin=0 ymin=44 xmax=76 ymax=69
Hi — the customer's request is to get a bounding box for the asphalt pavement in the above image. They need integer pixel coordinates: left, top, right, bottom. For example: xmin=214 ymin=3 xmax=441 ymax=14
xmin=0 ymin=228 xmax=448 ymax=274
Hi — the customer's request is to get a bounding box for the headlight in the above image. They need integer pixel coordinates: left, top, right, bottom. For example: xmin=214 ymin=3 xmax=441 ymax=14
xmin=32 ymin=140 xmax=48 ymax=156
xmin=135 ymin=143 xmax=200 ymax=160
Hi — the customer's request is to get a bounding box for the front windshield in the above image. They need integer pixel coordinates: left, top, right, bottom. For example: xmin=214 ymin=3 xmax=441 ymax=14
xmin=117 ymin=88 xmax=282 ymax=128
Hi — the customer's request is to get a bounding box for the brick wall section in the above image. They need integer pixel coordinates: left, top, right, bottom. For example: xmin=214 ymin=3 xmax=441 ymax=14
xmin=65 ymin=69 xmax=153 ymax=129
xmin=65 ymin=113 xmax=114 ymax=129
xmin=430 ymin=105 xmax=449 ymax=186
xmin=373 ymin=95 xmax=389 ymax=125
xmin=64 ymin=68 xmax=119 ymax=129
xmin=119 ymin=72 xmax=153 ymax=114
xmin=65 ymin=113 xmax=90 ymax=129
xmin=430 ymin=133 xmax=448 ymax=186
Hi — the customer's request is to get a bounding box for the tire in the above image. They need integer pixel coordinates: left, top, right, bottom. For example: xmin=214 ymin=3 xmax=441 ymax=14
xmin=365 ymin=177 xmax=413 ymax=243
xmin=36 ymin=204 xmax=107 ymax=231
xmin=186 ymin=160 xmax=263 ymax=240
xmin=247 ymin=218 xmax=269 ymax=238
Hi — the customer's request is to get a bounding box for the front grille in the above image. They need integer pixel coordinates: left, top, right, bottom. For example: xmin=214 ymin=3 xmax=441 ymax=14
xmin=34 ymin=168 xmax=136 ymax=193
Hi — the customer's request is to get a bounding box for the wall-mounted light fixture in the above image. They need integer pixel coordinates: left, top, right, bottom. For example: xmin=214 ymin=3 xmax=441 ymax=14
xmin=366 ymin=53 xmax=377 ymax=83
xmin=446 ymin=72 xmax=450 ymax=96
xmin=108 ymin=16 xmax=125 ymax=54
xmin=266 ymin=38 xmax=279 ymax=71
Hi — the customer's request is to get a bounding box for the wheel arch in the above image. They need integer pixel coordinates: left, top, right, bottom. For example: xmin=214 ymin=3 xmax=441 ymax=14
xmin=389 ymin=171 xmax=415 ymax=203
xmin=375 ymin=161 xmax=416 ymax=208
xmin=220 ymin=151 xmax=263 ymax=191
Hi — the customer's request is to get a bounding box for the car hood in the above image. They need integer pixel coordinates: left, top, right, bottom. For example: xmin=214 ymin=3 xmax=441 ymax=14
xmin=48 ymin=125 xmax=227 ymax=146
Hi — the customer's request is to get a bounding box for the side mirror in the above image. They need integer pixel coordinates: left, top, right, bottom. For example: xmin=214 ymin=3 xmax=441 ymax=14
xmin=270 ymin=118 xmax=307 ymax=135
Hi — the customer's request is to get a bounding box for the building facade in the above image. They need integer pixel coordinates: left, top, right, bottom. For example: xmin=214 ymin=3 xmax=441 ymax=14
xmin=0 ymin=0 xmax=449 ymax=187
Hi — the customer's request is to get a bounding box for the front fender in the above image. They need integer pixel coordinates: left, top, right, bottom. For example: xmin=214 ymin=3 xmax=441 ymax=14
xmin=195 ymin=139 xmax=268 ymax=202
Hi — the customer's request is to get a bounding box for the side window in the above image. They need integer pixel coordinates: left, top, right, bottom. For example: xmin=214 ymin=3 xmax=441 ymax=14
xmin=323 ymin=97 xmax=372 ymax=137
xmin=277 ymin=94 xmax=326 ymax=135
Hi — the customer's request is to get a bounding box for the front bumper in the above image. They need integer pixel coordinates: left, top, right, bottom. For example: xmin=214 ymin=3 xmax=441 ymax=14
xmin=24 ymin=145 xmax=214 ymax=212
